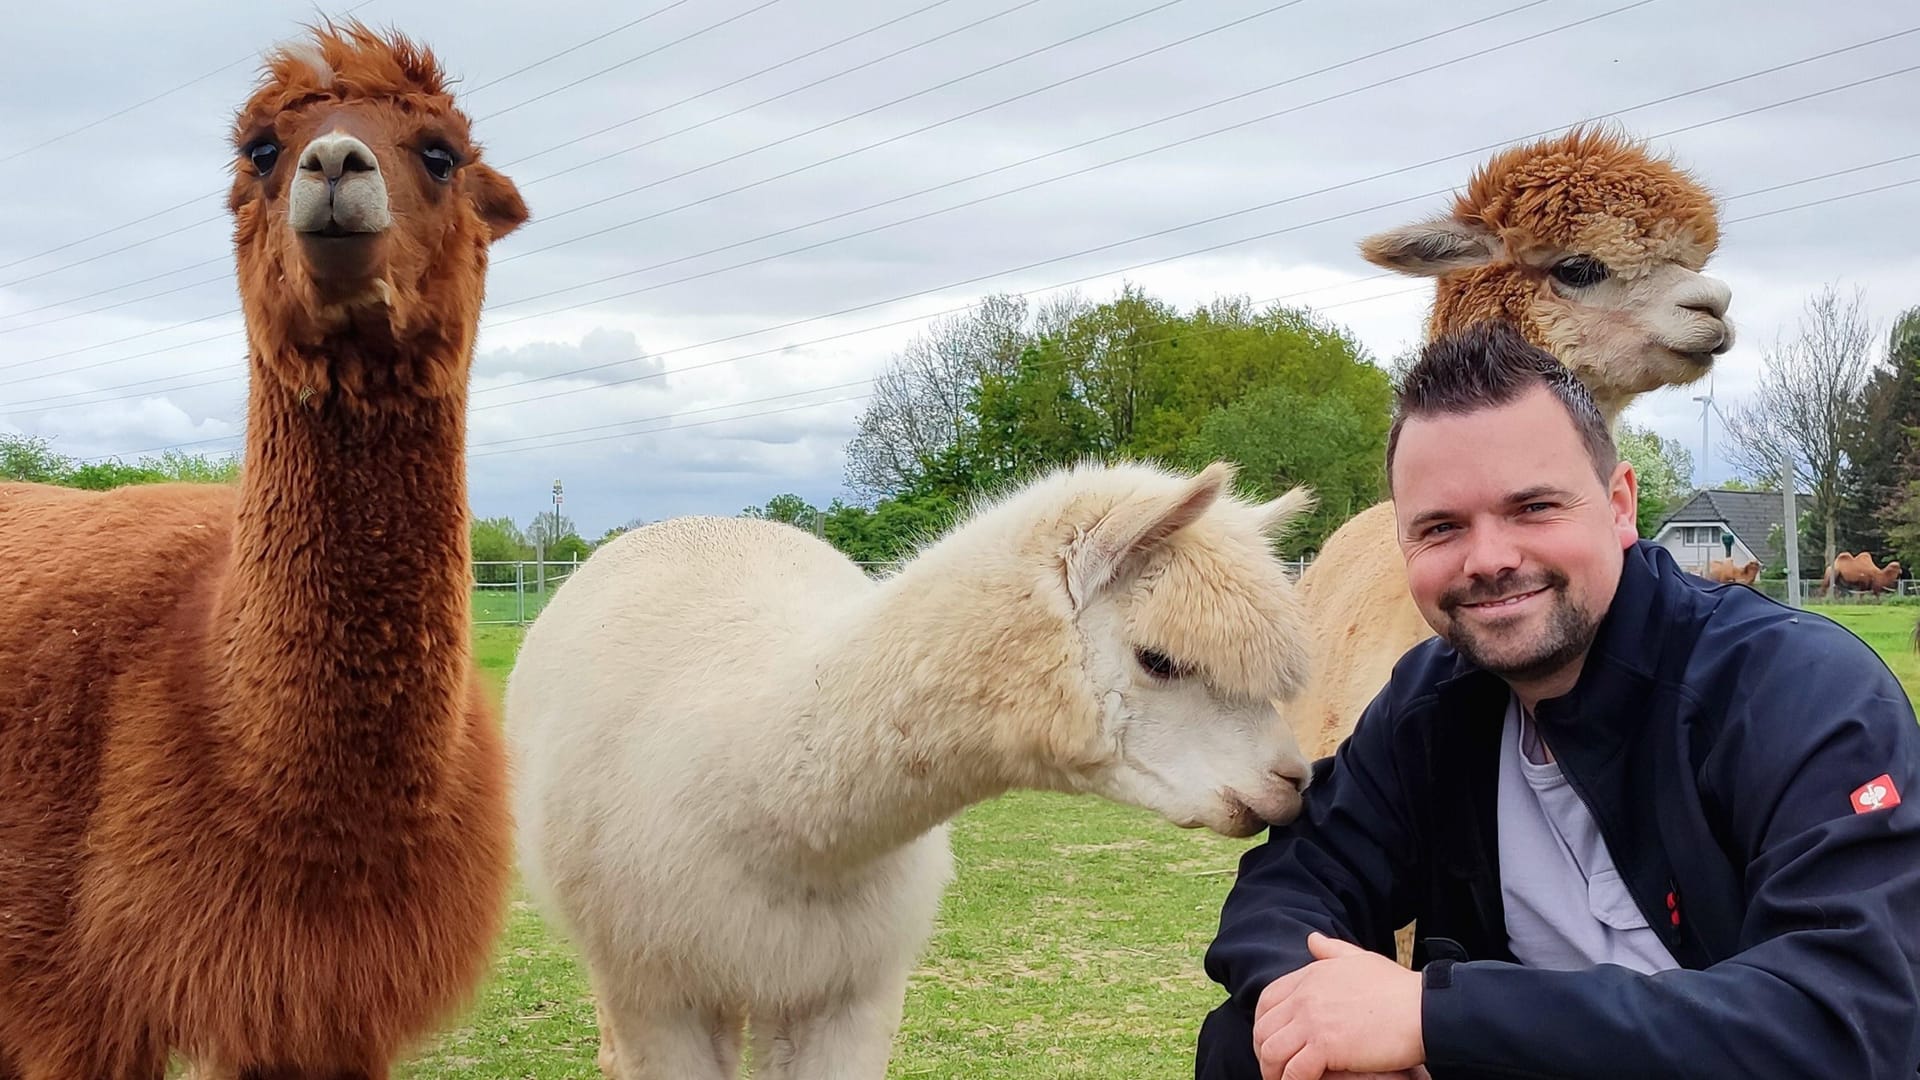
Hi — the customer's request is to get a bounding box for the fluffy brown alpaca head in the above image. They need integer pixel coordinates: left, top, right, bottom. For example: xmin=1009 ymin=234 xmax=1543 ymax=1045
xmin=227 ymin=19 xmax=528 ymax=403
xmin=1362 ymin=127 xmax=1733 ymax=419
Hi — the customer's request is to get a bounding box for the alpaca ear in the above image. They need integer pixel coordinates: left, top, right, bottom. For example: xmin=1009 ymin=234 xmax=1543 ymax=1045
xmin=465 ymin=162 xmax=529 ymax=241
xmin=1255 ymin=485 xmax=1317 ymax=537
xmin=1065 ymin=462 xmax=1232 ymax=610
xmin=1359 ymin=215 xmax=1501 ymax=276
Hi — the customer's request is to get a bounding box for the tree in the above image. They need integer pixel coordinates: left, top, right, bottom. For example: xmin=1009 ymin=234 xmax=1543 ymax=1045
xmin=742 ymin=493 xmax=821 ymax=529
xmin=1867 ymin=307 xmax=1920 ymax=567
xmin=1722 ymin=285 xmax=1878 ymax=567
xmin=0 ymin=433 xmax=74 ymax=483
xmin=526 ymin=510 xmax=578 ymax=553
xmin=1615 ymin=422 xmax=1695 ymax=537
xmin=1178 ymin=383 xmax=1386 ymax=556
xmin=842 ymin=293 xmax=1045 ymax=499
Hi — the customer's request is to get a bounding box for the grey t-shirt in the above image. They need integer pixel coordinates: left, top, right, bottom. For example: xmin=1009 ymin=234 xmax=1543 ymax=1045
xmin=1496 ymin=694 xmax=1680 ymax=974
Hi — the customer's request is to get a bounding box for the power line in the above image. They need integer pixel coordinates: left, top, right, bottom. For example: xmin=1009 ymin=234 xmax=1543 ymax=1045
xmin=45 ymin=160 xmax=1920 ymax=453
xmin=501 ymin=0 xmax=1301 ymax=244
xmin=498 ymin=17 xmax=1919 ymax=270
xmin=0 ymin=0 xmax=377 ymax=166
xmin=0 ymin=0 xmax=980 ymax=312
xmin=496 ymin=0 xmax=971 ymax=170
xmin=0 ymin=0 xmax=754 ymax=282
xmin=485 ymin=0 xmax=1558 ymax=313
xmin=483 ymin=0 xmax=1639 ymax=321
xmin=473 ymin=0 xmax=791 ymax=123
xmin=0 ymin=212 xmax=226 ymax=293
xmin=469 ymin=63 xmax=1920 ymax=401
xmin=443 ymin=167 xmax=1920 ymax=416
xmin=0 ymin=271 xmax=233 ymax=337
xmin=0 ymin=256 xmax=228 ymax=325
xmin=0 ymin=0 xmax=1188 ymax=336
xmin=10 ymin=38 xmax=1916 ymax=395
xmin=460 ymin=0 xmax=701 ymax=94
xmin=7 ymin=363 xmax=235 ymax=412
xmin=0 ymin=193 xmax=219 ymax=275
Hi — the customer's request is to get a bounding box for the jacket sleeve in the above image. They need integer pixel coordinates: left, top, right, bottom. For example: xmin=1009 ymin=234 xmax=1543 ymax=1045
xmin=1422 ymin=622 xmax=1920 ymax=1078
xmin=1202 ymin=687 xmax=1427 ymax=1018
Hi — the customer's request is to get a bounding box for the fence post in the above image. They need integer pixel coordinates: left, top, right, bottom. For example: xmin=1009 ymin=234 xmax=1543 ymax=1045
xmin=515 ymin=561 xmax=526 ymax=625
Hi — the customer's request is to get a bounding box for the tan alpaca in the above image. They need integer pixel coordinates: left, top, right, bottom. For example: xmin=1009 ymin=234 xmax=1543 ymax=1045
xmin=507 ymin=461 xmax=1319 ymax=1079
xmin=1293 ymin=127 xmax=1734 ymax=764
xmin=0 ymin=22 xmax=525 ymax=1079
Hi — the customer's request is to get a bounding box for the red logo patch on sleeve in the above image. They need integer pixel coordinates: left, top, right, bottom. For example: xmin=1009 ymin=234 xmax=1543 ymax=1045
xmin=1852 ymin=774 xmax=1901 ymax=814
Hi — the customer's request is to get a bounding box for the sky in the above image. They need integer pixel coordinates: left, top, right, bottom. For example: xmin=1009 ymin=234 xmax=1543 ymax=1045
xmin=1 ymin=0 xmax=1915 ymax=538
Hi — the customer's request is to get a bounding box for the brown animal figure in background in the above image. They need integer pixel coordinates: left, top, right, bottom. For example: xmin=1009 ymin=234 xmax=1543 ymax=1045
xmin=1823 ymin=551 xmax=1903 ymax=596
xmin=0 ymin=21 xmax=526 ymax=1079
xmin=1707 ymin=558 xmax=1761 ymax=586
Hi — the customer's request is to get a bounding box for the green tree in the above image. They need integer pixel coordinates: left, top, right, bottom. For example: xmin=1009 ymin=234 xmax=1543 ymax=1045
xmin=1615 ymin=422 xmax=1695 ymax=537
xmin=0 ymin=433 xmax=74 ymax=483
xmin=742 ymin=493 xmax=821 ymax=528
xmin=1178 ymin=384 xmax=1386 ymax=556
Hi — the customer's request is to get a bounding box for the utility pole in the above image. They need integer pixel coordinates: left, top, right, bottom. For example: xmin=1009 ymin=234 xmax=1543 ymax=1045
xmin=1783 ymin=453 xmax=1802 ymax=608
xmin=538 ymin=478 xmax=562 ymax=597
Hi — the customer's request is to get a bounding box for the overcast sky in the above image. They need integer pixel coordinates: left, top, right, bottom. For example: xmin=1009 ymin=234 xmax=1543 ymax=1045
xmin=2 ymin=0 xmax=1915 ymax=536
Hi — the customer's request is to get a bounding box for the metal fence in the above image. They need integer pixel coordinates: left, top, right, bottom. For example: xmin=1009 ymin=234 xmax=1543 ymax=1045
xmin=472 ymin=558 xmax=581 ymax=625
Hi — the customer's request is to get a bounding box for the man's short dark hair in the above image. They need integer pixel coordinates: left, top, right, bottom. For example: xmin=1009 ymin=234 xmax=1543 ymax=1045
xmin=1385 ymin=321 xmax=1617 ymax=493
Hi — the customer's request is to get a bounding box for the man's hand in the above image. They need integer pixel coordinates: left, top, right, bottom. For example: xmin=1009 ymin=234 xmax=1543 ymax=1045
xmin=1252 ymin=932 xmax=1425 ymax=1080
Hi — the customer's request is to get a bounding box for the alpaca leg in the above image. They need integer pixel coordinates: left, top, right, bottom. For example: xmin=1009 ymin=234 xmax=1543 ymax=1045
xmin=598 ymin=997 xmax=741 ymax=1080
xmin=751 ymin=972 xmax=909 ymax=1080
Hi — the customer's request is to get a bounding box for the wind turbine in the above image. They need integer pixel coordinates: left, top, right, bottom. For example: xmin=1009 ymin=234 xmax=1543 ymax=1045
xmin=1691 ymin=371 xmax=1714 ymax=490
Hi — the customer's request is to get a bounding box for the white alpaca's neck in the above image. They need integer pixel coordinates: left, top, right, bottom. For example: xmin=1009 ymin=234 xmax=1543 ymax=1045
xmin=762 ymin=546 xmax=1089 ymax=872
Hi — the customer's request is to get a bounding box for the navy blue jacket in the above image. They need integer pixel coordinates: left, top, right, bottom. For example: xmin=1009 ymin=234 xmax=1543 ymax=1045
xmin=1198 ymin=542 xmax=1920 ymax=1078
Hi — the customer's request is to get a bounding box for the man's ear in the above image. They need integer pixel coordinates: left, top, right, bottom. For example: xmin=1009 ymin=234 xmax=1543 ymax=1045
xmin=1610 ymin=459 xmax=1639 ymax=549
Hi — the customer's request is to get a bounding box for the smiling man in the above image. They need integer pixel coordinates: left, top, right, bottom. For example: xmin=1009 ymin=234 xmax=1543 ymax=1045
xmin=1194 ymin=321 xmax=1920 ymax=1079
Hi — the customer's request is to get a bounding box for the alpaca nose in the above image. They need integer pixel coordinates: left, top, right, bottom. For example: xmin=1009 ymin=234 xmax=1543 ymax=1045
xmin=289 ymin=131 xmax=391 ymax=235
xmin=1271 ymin=761 xmax=1310 ymax=795
xmin=300 ymin=132 xmax=380 ymax=181
xmin=1679 ymin=273 xmax=1733 ymax=330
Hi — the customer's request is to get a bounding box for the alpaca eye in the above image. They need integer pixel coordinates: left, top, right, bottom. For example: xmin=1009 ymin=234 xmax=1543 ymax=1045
xmin=247 ymin=141 xmax=280 ymax=176
xmin=1550 ymin=255 xmax=1609 ymax=288
xmin=1134 ymin=647 xmax=1188 ymax=680
xmin=421 ymin=146 xmax=457 ymax=182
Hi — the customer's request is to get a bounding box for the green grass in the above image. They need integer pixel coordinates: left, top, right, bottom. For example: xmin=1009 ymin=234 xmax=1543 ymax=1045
xmin=397 ymin=604 xmax=1920 ymax=1078
xmin=1805 ymin=603 xmax=1920 ymax=698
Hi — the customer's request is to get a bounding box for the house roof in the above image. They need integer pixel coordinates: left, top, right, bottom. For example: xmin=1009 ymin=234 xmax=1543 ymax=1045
xmin=1656 ymin=488 xmax=1812 ymax=567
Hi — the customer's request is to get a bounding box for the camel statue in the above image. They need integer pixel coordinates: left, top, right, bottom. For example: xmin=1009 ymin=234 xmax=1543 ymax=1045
xmin=1822 ymin=551 xmax=1903 ymax=596
xmin=0 ymin=22 xmax=526 ymax=1079
xmin=1291 ymin=126 xmax=1735 ymax=763
xmin=506 ymin=461 xmax=1319 ymax=1079
xmin=1707 ymin=558 xmax=1761 ymax=586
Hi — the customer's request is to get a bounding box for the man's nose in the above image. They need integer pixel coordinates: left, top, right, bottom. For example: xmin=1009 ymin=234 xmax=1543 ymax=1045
xmin=1460 ymin=520 xmax=1522 ymax=580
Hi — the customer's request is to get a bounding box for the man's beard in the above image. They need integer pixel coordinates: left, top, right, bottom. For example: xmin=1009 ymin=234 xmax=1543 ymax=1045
xmin=1439 ymin=569 xmax=1600 ymax=684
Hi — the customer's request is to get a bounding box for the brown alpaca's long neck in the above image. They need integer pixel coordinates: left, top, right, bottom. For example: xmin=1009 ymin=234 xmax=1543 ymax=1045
xmin=216 ymin=335 xmax=473 ymax=818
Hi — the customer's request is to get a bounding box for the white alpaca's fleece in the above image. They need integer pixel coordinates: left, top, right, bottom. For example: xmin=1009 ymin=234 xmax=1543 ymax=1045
xmin=505 ymin=459 xmax=1317 ymax=1079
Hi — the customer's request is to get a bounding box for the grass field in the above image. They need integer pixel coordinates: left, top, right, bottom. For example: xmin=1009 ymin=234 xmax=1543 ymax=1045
xmin=396 ymin=603 xmax=1920 ymax=1079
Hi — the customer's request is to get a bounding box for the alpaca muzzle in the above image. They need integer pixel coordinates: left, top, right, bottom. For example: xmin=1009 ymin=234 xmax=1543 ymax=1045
xmin=289 ymin=131 xmax=392 ymax=237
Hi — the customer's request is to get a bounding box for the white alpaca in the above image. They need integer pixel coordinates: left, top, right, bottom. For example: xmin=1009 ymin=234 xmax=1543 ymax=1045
xmin=505 ymin=460 xmax=1318 ymax=1079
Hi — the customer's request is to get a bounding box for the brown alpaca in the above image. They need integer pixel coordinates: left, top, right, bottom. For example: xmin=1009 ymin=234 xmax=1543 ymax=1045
xmin=1823 ymin=551 xmax=1903 ymax=596
xmin=1707 ymin=558 xmax=1761 ymax=586
xmin=1290 ymin=127 xmax=1734 ymax=764
xmin=0 ymin=22 xmax=526 ymax=1080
